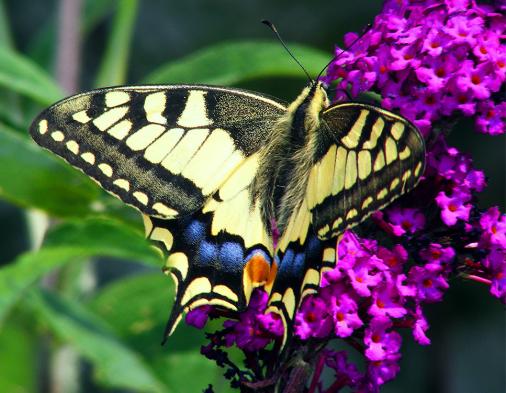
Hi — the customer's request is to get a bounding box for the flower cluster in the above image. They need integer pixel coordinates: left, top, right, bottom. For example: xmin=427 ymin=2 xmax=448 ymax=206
xmin=188 ymin=1 xmax=505 ymax=392
xmin=323 ymin=0 xmax=506 ymax=136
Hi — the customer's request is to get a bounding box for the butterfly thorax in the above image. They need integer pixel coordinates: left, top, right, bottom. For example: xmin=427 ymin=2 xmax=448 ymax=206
xmin=253 ymin=82 xmax=330 ymax=233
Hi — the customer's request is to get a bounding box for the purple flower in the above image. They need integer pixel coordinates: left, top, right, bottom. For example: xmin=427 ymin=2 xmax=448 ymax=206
xmin=369 ymin=275 xmax=408 ymax=319
xmin=324 ymin=0 xmax=506 ymax=136
xmin=408 ymin=263 xmax=449 ymax=303
xmin=323 ymin=288 xmax=363 ymax=337
xmin=413 ymin=306 xmax=431 ymax=345
xmin=324 ymin=350 xmax=363 ymax=388
xmin=222 ymin=289 xmax=279 ymax=351
xmin=377 ymin=244 xmax=408 ymax=274
xmin=463 ymin=168 xmax=486 ymax=193
xmin=333 ymin=233 xmax=386 ymax=297
xmin=421 ymin=28 xmax=451 ymax=57
xmin=419 ymin=243 xmax=456 ymax=265
xmin=366 ymin=354 xmax=401 ymax=388
xmin=415 ymin=55 xmax=456 ymax=91
xmin=435 ymin=190 xmax=472 ymax=226
xmin=320 ymin=263 xmax=346 ymax=287
xmin=186 ymin=305 xmax=212 ymax=329
xmin=479 ymin=206 xmax=506 ymax=248
xmin=389 ymin=44 xmax=421 ymax=71
xmin=427 ymin=143 xmax=461 ymax=179
xmin=475 ymin=100 xmax=506 ymax=135
xmin=192 ymin=1 xmax=505 ymax=390
xmin=294 ymin=295 xmax=333 ymax=340
xmin=346 ymin=256 xmax=385 ymax=297
xmin=364 ymin=317 xmax=402 ymax=361
xmin=256 ymin=312 xmax=284 ymax=338
xmin=444 ymin=14 xmax=483 ymax=47
xmin=456 ymin=61 xmax=494 ymax=100
xmin=483 ymin=247 xmax=506 ymax=303
xmin=385 ymin=207 xmax=426 ymax=236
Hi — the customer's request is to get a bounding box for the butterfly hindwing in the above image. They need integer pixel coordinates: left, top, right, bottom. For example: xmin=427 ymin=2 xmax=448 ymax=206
xmin=145 ymin=189 xmax=275 ymax=337
xmin=30 ymin=85 xmax=287 ymax=218
xmin=309 ymin=103 xmax=425 ymax=239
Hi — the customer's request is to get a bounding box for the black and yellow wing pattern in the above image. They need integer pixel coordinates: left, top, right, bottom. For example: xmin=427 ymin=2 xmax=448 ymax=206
xmin=31 ymin=85 xmax=284 ymax=334
xmin=30 ymin=82 xmax=425 ymax=344
xmin=266 ymin=101 xmax=425 ymax=335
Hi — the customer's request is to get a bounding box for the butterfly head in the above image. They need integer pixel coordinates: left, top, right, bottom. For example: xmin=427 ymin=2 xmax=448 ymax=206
xmin=288 ymin=81 xmax=329 ymax=114
xmin=299 ymin=81 xmax=330 ymax=131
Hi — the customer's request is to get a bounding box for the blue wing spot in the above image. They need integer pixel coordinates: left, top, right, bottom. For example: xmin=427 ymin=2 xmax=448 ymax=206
xmin=305 ymin=235 xmax=322 ymax=259
xmin=219 ymin=242 xmax=244 ymax=273
xmin=184 ymin=220 xmax=206 ymax=245
xmin=279 ymin=249 xmax=295 ymax=270
xmin=198 ymin=241 xmax=218 ymax=266
xmin=279 ymin=249 xmax=306 ymax=277
xmin=293 ymin=252 xmax=306 ymax=274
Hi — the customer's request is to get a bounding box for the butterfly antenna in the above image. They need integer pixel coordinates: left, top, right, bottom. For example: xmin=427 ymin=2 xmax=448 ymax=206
xmin=315 ymin=23 xmax=373 ymax=82
xmin=261 ymin=19 xmax=313 ymax=84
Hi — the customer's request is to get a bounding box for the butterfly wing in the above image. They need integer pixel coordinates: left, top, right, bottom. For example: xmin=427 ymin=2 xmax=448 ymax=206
xmin=30 ymin=85 xmax=287 ymax=218
xmin=266 ymin=199 xmax=337 ymax=345
xmin=145 ymin=152 xmax=276 ymax=337
xmin=309 ymin=102 xmax=425 ymax=240
xmin=146 ymin=189 xmax=275 ymax=338
xmin=268 ymin=102 xmax=425 ymax=341
xmin=30 ymin=85 xmax=286 ymax=336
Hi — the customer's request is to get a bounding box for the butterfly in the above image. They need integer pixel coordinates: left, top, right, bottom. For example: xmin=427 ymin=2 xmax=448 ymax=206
xmin=30 ymin=81 xmax=425 ymax=345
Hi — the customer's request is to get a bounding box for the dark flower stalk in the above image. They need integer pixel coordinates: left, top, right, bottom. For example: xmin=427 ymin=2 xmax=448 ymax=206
xmin=187 ymin=1 xmax=506 ymax=391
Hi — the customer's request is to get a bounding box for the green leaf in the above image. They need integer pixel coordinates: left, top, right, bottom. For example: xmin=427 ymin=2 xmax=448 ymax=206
xmin=0 ymin=123 xmax=99 ymax=216
xmin=44 ymin=217 xmax=161 ymax=267
xmin=0 ymin=247 xmax=89 ymax=322
xmin=94 ymin=0 xmax=138 ymax=86
xmin=83 ymin=0 xmax=117 ymax=34
xmin=28 ymin=289 xmax=166 ymax=392
xmin=88 ymin=273 xmax=203 ymax=353
xmin=0 ymin=217 xmax=161 ymax=321
xmin=0 ymin=317 xmax=37 ymax=393
xmin=0 ymin=1 xmax=14 ymax=49
xmin=144 ymin=40 xmax=330 ymax=85
xmin=0 ymin=46 xmax=63 ymax=105
xmin=0 ymin=3 xmax=28 ymax=130
xmin=88 ymin=274 xmax=233 ymax=392
xmin=152 ymin=351 xmax=234 ymax=393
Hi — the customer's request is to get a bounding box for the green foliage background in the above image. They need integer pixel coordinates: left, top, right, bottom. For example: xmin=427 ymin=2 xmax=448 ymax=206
xmin=0 ymin=1 xmax=503 ymax=392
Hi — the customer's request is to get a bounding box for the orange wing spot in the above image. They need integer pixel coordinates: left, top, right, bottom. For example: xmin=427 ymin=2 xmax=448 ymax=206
xmin=245 ymin=253 xmax=271 ymax=286
xmin=243 ymin=253 xmax=276 ymax=305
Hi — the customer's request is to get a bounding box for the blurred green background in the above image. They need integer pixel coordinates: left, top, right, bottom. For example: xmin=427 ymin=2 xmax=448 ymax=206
xmin=0 ymin=0 xmax=504 ymax=392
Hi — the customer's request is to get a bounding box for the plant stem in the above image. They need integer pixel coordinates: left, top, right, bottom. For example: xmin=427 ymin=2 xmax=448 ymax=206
xmin=56 ymin=0 xmax=82 ymax=94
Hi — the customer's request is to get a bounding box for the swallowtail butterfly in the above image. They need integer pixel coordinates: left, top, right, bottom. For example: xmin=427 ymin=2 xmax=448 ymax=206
xmin=30 ymin=81 xmax=425 ymax=344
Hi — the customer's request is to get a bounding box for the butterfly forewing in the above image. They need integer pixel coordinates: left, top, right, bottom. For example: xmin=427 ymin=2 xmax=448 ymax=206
xmin=267 ymin=102 xmax=425 ymax=339
xmin=30 ymin=85 xmax=287 ymax=218
xmin=309 ymin=103 xmax=425 ymax=240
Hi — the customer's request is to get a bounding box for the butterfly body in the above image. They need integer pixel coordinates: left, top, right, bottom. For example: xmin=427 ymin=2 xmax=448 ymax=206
xmin=30 ymin=81 xmax=425 ymax=344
